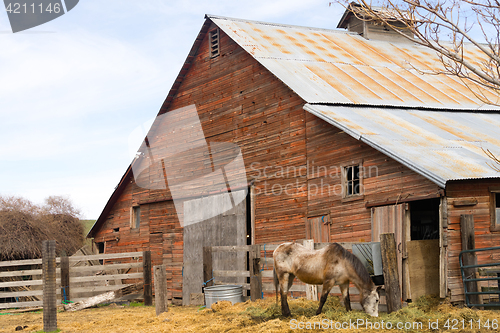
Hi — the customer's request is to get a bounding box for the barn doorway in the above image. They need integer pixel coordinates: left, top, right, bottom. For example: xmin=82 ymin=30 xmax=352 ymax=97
xmin=182 ymin=189 xmax=249 ymax=305
xmin=407 ymin=198 xmax=440 ymax=301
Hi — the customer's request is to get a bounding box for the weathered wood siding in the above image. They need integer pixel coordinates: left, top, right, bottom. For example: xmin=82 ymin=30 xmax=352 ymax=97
xmin=445 ymin=179 xmax=500 ymax=303
xmin=305 ymin=112 xmax=442 ymax=243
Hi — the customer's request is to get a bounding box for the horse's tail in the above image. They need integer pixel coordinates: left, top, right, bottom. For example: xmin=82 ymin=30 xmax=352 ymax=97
xmin=273 ymin=267 xmax=279 ymax=305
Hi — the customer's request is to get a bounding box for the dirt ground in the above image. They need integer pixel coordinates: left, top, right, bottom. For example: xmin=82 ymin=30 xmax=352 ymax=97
xmin=1 ymin=296 xmax=499 ymax=333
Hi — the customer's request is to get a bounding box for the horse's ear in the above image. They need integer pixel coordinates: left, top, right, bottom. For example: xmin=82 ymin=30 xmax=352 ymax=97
xmin=376 ymin=286 xmax=382 ymax=293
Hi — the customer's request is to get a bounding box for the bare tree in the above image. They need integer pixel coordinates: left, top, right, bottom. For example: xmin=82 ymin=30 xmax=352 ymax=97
xmin=42 ymin=195 xmax=81 ymax=218
xmin=336 ymin=0 xmax=500 ymax=171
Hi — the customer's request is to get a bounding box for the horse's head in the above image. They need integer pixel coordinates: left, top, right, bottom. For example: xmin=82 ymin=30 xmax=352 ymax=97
xmin=361 ymin=285 xmax=380 ymax=317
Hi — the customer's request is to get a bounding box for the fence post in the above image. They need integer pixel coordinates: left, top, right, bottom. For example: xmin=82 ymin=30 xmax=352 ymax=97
xmin=42 ymin=240 xmax=57 ymax=332
xmin=154 ymin=265 xmax=168 ymax=315
xmin=249 ymin=245 xmax=262 ymax=301
xmin=203 ymin=247 xmax=213 ymax=288
xmin=143 ymin=250 xmax=152 ymax=306
xmin=380 ymin=233 xmax=402 ymax=313
xmin=303 ymin=240 xmax=318 ymax=301
xmin=461 ymin=214 xmax=481 ymax=307
xmin=60 ymin=255 xmax=70 ymax=304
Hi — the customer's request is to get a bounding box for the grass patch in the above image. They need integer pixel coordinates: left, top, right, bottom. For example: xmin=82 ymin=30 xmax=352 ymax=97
xmin=128 ymin=301 xmax=144 ymax=307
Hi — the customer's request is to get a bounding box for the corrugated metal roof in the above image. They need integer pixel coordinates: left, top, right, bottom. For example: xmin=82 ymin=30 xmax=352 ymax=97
xmin=208 ymin=15 xmax=500 ymax=111
xmin=305 ymin=104 xmax=500 ymax=186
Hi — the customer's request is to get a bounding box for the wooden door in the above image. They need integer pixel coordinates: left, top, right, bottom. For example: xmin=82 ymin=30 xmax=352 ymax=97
xmin=371 ymin=204 xmax=408 ymax=297
xmin=182 ymin=190 xmax=247 ymax=305
xmin=306 ymin=215 xmax=331 ymax=243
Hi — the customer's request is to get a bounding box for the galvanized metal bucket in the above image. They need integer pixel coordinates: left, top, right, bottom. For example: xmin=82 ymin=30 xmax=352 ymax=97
xmin=204 ymin=285 xmax=243 ymax=308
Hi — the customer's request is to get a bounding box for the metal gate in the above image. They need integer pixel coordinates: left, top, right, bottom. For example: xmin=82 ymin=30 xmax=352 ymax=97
xmin=459 ymin=246 xmax=500 ymax=308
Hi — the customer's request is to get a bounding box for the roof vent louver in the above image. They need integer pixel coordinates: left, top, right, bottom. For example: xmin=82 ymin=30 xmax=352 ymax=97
xmin=210 ymin=28 xmax=220 ymax=58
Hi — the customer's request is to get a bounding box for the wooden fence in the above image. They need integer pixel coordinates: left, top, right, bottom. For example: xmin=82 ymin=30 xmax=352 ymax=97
xmin=0 ymin=250 xmax=151 ymax=310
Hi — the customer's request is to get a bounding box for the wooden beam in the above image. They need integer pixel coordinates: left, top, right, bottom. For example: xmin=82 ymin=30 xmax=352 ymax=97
xmin=303 ymin=240 xmax=318 ymax=301
xmin=143 ymin=251 xmax=152 ymax=306
xmin=61 ymin=256 xmax=70 ymax=303
xmin=249 ymin=245 xmax=262 ymax=301
xmin=42 ymin=240 xmax=57 ymax=332
xmin=460 ymin=214 xmax=481 ymax=307
xmin=380 ymin=233 xmax=402 ymax=313
xmin=154 ymin=265 xmax=168 ymax=315
xmin=203 ymin=247 xmax=213 ymax=288
xmin=365 ymin=191 xmax=443 ymax=208
xmin=213 ymin=270 xmax=250 ymax=278
xmin=453 ymin=199 xmax=478 ymax=207
xmin=64 ymin=283 xmax=143 ymax=312
xmin=68 ymin=251 xmax=143 ymax=262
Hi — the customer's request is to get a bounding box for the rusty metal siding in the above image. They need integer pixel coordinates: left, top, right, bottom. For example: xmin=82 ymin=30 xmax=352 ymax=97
xmin=305 ymin=104 xmax=500 ymax=187
xmin=208 ymin=15 xmax=499 ymax=111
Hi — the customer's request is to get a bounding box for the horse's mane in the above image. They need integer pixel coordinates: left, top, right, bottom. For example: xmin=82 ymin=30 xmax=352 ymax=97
xmin=333 ymin=243 xmax=373 ymax=286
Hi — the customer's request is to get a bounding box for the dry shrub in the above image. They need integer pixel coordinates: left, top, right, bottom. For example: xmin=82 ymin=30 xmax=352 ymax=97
xmin=0 ymin=195 xmax=83 ymax=260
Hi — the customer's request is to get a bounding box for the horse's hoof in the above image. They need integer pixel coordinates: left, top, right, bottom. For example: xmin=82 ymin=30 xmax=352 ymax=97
xmin=315 ymin=310 xmax=322 ymax=315
xmin=283 ymin=312 xmax=291 ymax=317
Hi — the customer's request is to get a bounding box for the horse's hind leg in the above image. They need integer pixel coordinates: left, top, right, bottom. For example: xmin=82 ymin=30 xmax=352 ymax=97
xmin=316 ymin=279 xmax=335 ymax=315
xmin=340 ymin=283 xmax=351 ymax=312
xmin=279 ymin=273 xmax=292 ymax=317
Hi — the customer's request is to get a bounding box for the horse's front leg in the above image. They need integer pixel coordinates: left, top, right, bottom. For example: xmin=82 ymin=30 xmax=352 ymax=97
xmin=316 ymin=279 xmax=335 ymax=315
xmin=339 ymin=283 xmax=351 ymax=312
xmin=279 ymin=273 xmax=292 ymax=317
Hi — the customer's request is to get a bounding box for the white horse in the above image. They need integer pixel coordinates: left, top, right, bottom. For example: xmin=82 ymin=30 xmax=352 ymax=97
xmin=273 ymin=242 xmax=380 ymax=317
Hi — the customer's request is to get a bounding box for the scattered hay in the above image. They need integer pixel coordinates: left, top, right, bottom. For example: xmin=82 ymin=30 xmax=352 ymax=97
xmin=210 ymin=300 xmax=232 ymax=312
xmin=1 ymin=296 xmax=499 ymax=333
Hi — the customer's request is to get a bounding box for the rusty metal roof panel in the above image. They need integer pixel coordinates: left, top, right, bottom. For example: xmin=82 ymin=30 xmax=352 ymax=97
xmin=208 ymin=15 xmax=500 ymax=111
xmin=305 ymin=104 xmax=500 ymax=187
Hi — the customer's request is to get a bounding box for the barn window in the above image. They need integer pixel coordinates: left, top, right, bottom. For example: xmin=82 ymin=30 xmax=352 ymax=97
xmin=131 ymin=206 xmax=141 ymax=229
xmin=491 ymin=190 xmax=500 ymax=231
xmin=210 ymin=28 xmax=220 ymax=58
xmin=342 ymin=161 xmax=363 ymax=200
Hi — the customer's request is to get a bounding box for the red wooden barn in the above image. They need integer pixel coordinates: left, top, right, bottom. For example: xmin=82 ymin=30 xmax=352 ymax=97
xmin=88 ymin=8 xmax=500 ymax=306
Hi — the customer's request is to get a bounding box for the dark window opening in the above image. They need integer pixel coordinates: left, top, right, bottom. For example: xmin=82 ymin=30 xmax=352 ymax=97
xmin=113 ymin=227 xmax=119 ymax=232
xmin=345 ymin=165 xmax=360 ymax=196
xmin=210 ymin=28 xmax=220 ymax=58
xmin=96 ymin=242 xmax=105 ymax=264
xmin=132 ymin=206 xmax=140 ymax=229
xmin=410 ymin=198 xmax=440 ymax=240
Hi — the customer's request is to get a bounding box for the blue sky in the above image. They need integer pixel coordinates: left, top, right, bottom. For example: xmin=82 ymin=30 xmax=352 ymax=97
xmin=0 ymin=1 xmax=345 ymax=219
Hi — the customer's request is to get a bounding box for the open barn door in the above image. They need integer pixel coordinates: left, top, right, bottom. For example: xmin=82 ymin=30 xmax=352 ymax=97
xmin=182 ymin=190 xmax=248 ymax=305
xmin=371 ymin=204 xmax=408 ymax=299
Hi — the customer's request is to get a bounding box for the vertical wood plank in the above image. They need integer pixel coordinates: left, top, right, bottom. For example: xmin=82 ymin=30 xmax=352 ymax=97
xmin=303 ymin=240 xmax=318 ymax=301
xmin=143 ymin=250 xmax=153 ymax=306
xmin=402 ymin=203 xmax=411 ymax=301
xmin=203 ymin=247 xmax=213 ymax=288
xmin=42 ymin=240 xmax=57 ymax=332
xmin=154 ymin=265 xmax=168 ymax=315
xmin=460 ymin=214 xmax=481 ymax=306
xmin=380 ymin=233 xmax=402 ymax=313
xmin=439 ymin=197 xmax=448 ymax=299
xmin=60 ymin=255 xmax=70 ymax=303
xmin=249 ymin=245 xmax=262 ymax=301
xmin=250 ymin=186 xmax=256 ymax=245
